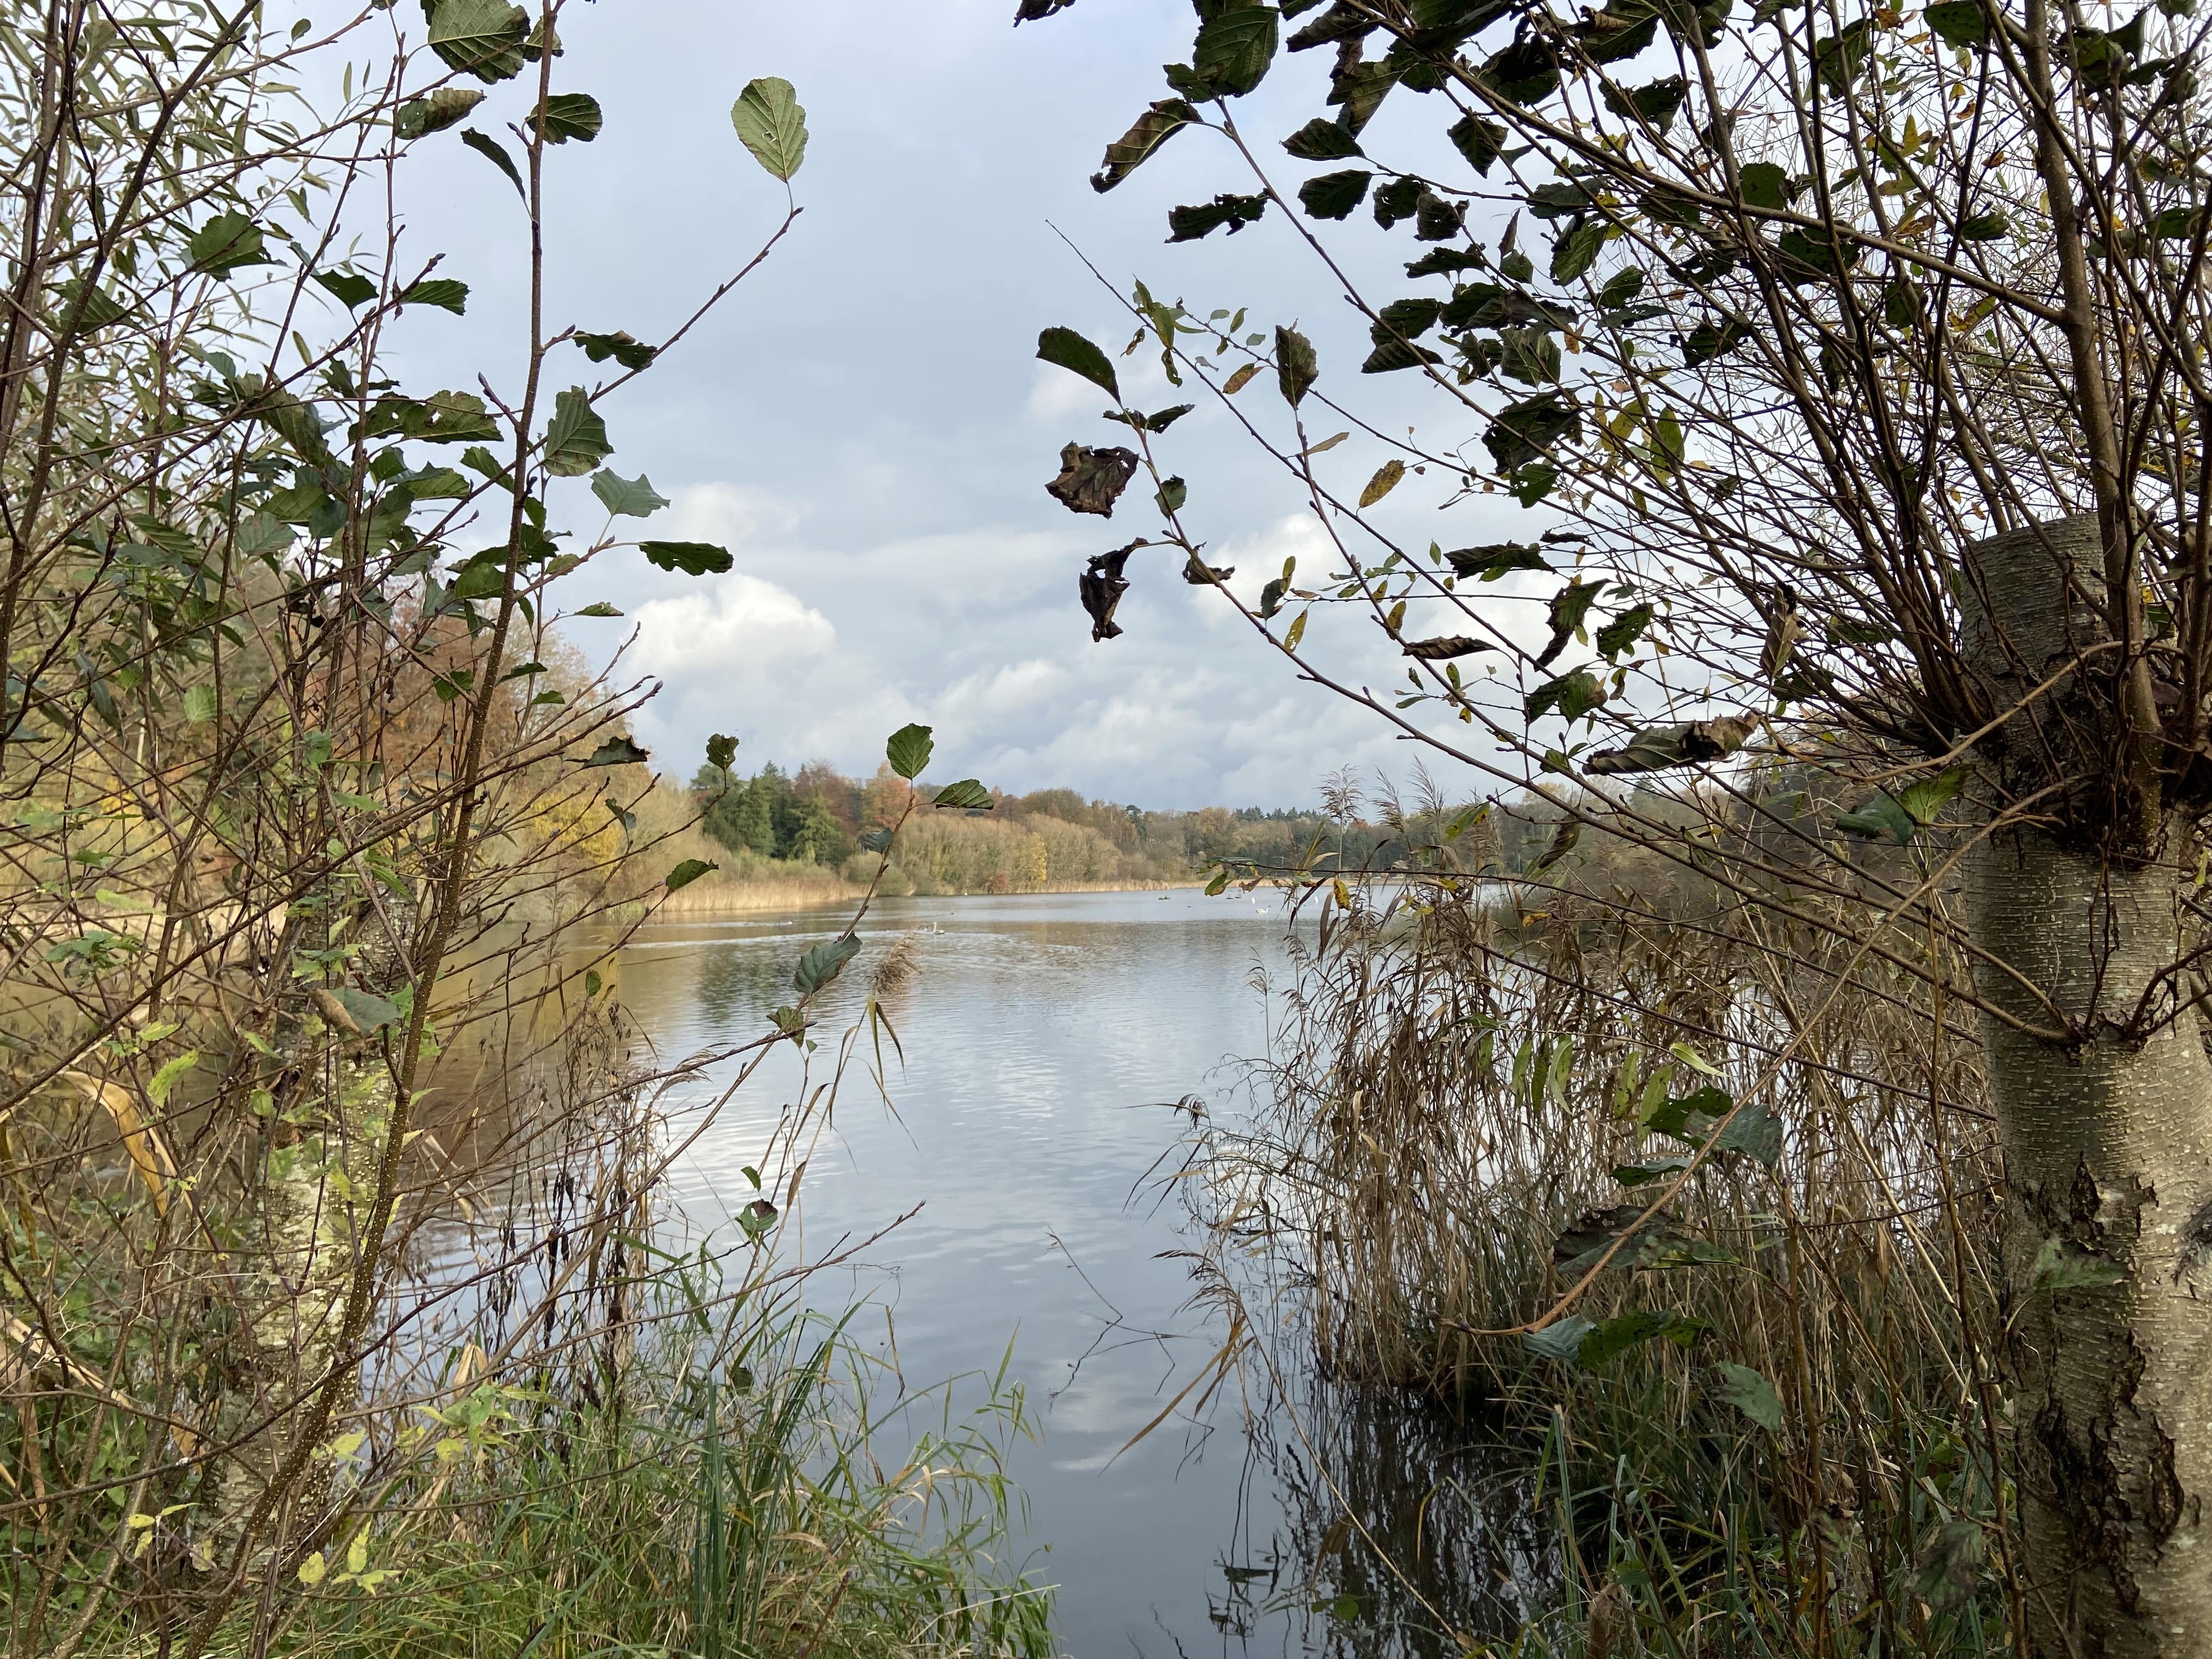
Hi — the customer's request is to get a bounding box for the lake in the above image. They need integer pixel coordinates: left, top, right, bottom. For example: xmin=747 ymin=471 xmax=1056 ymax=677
xmin=611 ymin=887 xmax=1323 ymax=1655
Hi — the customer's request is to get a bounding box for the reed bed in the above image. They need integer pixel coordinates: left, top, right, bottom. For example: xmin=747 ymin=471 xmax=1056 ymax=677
xmin=1196 ymin=865 xmax=2017 ymax=1657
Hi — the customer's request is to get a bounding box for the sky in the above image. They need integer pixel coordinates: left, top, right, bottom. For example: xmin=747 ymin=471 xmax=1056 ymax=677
xmin=360 ymin=0 xmax=1558 ymax=809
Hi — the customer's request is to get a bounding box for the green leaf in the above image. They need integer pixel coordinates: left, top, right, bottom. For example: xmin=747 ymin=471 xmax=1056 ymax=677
xmin=146 ymin=1050 xmax=200 ymax=1106
xmin=1445 ymin=541 xmax=1551 ymax=580
xmin=1551 ymin=222 xmax=1606 ymax=283
xmin=427 ymin=0 xmax=529 ymax=82
xmin=1713 ymin=1362 xmax=1783 ymax=1431
xmin=1896 ymin=765 xmax=1971 ymax=825
xmin=1596 ymin=604 xmax=1654 ymax=659
xmin=396 ymin=86 xmax=485 ymax=138
xmin=183 ymin=684 xmax=217 ymax=724
xmin=1362 ymin=337 xmax=1443 ymax=374
xmin=640 ymin=540 xmax=732 ymax=575
xmin=933 ymin=778 xmax=993 ymax=810
xmin=664 ymin=858 xmax=718 ymax=891
xmin=399 ymin=277 xmax=468 ymax=314
xmin=1578 ymin=1310 xmax=1705 ymax=1367
xmin=54 ymin=278 xmax=128 ymax=331
xmin=1485 ymin=390 xmax=1582 ymax=472
xmin=1283 ymin=116 xmax=1361 ymax=160
xmin=706 ymin=733 xmax=738 ymax=771
xmin=859 ymin=828 xmax=894 ymax=853
xmin=580 ymin=735 xmax=650 ymax=768
xmin=1813 ymin=17 xmax=1874 ymax=93
xmin=1036 ymin=326 xmax=1121 ymax=399
xmin=461 ymin=128 xmax=526 ymax=199
xmin=358 ymin=389 xmax=503 ymax=445
xmin=1736 ymin=161 xmax=1790 ymax=210
xmin=1190 ymin=4 xmax=1280 ymax=96
xmin=1156 ymin=476 xmax=1188 ymax=514
xmin=1681 ymin=317 xmax=1751 ymax=366
xmin=1446 ymin=111 xmax=1505 ymax=175
xmin=1601 ymin=72 xmax=1689 ymax=130
xmin=1924 ymin=0 xmax=1989 ymax=48
xmin=314 ymin=269 xmax=377 ymax=308
xmin=543 ymin=388 xmax=612 ymax=477
xmin=529 ymin=91 xmax=602 ymax=144
xmin=591 ymin=470 xmax=669 ymax=517
xmin=575 ymin=329 xmax=656 ymax=369
xmin=1709 ymin=1096 xmax=1783 ymax=1166
xmin=1522 ymin=1316 xmax=1596 ymax=1361
xmin=1298 ymin=167 xmax=1372 ymax=219
xmin=793 ymin=934 xmax=861 ymax=995
xmin=731 ymin=76 xmax=808 ymax=180
xmin=886 ymin=723 xmax=934 ymax=780
xmin=1836 ymin=792 xmax=1917 ymax=844
xmin=1525 ymin=670 xmax=1605 ymax=724
xmin=572 ymin=601 xmax=623 ymax=617
xmin=188 ymin=213 xmax=274 ymax=276
xmin=1614 ymin=1153 xmax=1696 ymax=1187
xmin=1275 ymin=325 xmax=1318 ymax=406
xmin=330 ymin=988 xmax=402 ymax=1036
xmin=585 ymin=968 xmax=603 ymax=997
xmin=2033 ymin=1237 xmax=2127 ymax=1290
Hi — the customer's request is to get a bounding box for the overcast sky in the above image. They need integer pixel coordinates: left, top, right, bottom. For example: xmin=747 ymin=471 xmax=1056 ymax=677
xmin=365 ymin=0 xmax=1554 ymax=809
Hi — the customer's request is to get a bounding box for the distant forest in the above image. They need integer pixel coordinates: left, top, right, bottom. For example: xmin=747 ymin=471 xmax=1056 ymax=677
xmin=680 ymin=756 xmax=1526 ymax=894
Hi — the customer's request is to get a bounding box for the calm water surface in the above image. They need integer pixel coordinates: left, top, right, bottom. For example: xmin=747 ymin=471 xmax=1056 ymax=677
xmin=612 ymin=889 xmax=1320 ymax=1658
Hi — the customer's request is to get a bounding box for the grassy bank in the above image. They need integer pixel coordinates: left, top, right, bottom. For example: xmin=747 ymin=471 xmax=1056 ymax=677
xmin=10 ymin=994 xmax=1053 ymax=1659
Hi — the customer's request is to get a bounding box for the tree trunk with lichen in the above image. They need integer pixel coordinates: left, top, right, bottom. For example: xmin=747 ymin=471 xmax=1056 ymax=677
xmin=1962 ymin=516 xmax=2212 ymax=1656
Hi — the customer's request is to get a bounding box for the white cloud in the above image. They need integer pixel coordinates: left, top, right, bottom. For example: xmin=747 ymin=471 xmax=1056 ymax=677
xmin=629 ymin=574 xmax=835 ymax=680
xmin=658 ymin=482 xmax=807 ymax=550
xmin=1025 ymin=363 xmax=1102 ymax=425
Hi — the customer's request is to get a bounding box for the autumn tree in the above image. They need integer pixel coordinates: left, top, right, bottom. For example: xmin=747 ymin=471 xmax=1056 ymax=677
xmin=1025 ymin=0 xmax=2212 ymax=1647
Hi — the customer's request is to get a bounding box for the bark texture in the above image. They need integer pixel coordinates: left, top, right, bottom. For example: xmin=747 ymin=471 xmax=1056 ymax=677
xmin=1963 ymin=516 xmax=2212 ymax=1656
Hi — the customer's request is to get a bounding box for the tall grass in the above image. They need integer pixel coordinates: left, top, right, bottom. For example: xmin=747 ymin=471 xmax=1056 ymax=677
xmin=9 ymin=973 xmax=1052 ymax=1659
xmin=1196 ymin=850 xmax=2018 ymax=1657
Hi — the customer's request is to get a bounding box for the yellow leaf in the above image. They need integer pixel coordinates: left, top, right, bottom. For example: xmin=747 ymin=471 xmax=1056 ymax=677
xmin=1283 ymin=608 xmax=1308 ymax=651
xmin=1669 ymin=1041 xmax=1723 ymax=1076
xmin=1222 ymin=362 xmax=1257 ymax=394
xmin=297 ymin=1550 xmax=327 ymax=1585
xmin=346 ymin=1530 xmax=369 ymax=1576
xmin=1359 ymin=458 xmax=1406 ymax=507
xmin=63 ymin=1071 xmax=174 ymax=1216
xmin=1307 ymin=430 xmax=1350 ymax=455
xmin=1331 ymin=878 xmax=1353 ymax=910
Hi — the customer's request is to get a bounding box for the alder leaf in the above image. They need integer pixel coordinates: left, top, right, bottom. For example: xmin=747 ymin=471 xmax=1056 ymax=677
xmin=731 ymin=77 xmax=808 ymax=179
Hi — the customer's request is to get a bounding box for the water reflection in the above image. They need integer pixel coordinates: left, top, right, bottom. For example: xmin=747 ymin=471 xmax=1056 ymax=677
xmin=609 ymin=890 xmax=1535 ymax=1659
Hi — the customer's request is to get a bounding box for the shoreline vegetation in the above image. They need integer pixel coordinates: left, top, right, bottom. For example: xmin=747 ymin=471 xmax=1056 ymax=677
xmin=623 ymin=751 xmax=1418 ymax=911
xmin=0 ymin=18 xmax=1064 ymax=1654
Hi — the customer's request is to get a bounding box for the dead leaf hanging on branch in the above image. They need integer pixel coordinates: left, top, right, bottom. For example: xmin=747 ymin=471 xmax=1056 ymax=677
xmin=1046 ymin=443 xmax=1139 ymax=516
xmin=1404 ymin=635 xmax=1494 ymax=659
xmin=1585 ymin=715 xmax=1756 ymax=775
xmin=1081 ymin=539 xmax=1142 ymax=641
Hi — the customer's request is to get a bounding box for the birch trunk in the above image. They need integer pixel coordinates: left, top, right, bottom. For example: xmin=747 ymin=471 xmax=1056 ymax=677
xmin=1963 ymin=516 xmax=2212 ymax=1656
